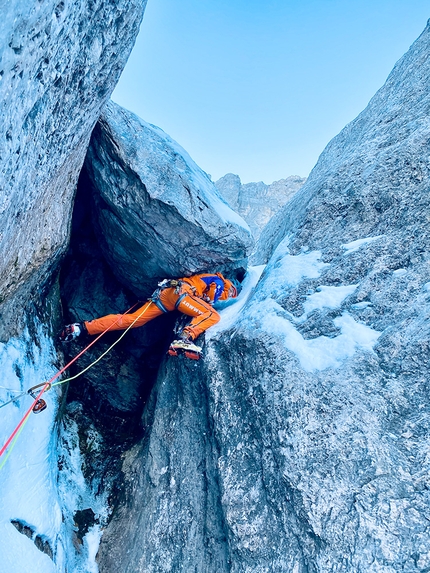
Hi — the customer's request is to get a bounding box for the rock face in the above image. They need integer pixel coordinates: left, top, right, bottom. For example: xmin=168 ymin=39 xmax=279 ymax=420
xmin=215 ymin=173 xmax=306 ymax=240
xmin=97 ymin=22 xmax=430 ymax=573
xmin=0 ymin=0 xmax=146 ymax=339
xmin=97 ymin=358 xmax=229 ymax=573
xmin=83 ymin=102 xmax=253 ymax=297
xmin=56 ymin=102 xmax=252 ymax=571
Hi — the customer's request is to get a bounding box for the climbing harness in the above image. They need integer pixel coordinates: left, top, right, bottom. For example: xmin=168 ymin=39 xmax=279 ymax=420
xmin=150 ymin=279 xmax=182 ymax=313
xmin=0 ymin=301 xmax=152 ymax=469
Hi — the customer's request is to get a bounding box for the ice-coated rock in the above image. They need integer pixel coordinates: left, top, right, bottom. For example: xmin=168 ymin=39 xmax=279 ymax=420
xmin=0 ymin=0 xmax=146 ymax=338
xmin=215 ymin=173 xmax=306 ymax=240
xmin=97 ymin=21 xmax=430 ymax=573
xmin=83 ymin=101 xmax=253 ymax=296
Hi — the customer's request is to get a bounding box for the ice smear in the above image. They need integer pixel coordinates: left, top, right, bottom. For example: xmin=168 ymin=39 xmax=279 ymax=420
xmin=0 ymin=323 xmax=106 ymax=573
xmin=57 ymin=411 xmax=109 ymax=573
xmin=303 ymin=285 xmax=358 ymax=316
xmin=259 ymin=243 xmax=329 ymax=299
xmin=0 ymin=324 xmax=61 ymax=573
xmin=351 ymin=301 xmax=372 ymax=310
xmin=83 ymin=525 xmax=103 ymax=573
xmin=342 ymin=235 xmax=384 ymax=254
xmin=206 ymin=266 xmax=265 ymax=339
xmin=256 ymin=299 xmax=381 ymax=372
xmin=2 ymin=524 xmax=57 ymax=573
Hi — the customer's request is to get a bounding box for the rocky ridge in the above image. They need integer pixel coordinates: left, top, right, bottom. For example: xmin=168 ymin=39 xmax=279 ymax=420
xmin=215 ymin=173 xmax=306 ymax=240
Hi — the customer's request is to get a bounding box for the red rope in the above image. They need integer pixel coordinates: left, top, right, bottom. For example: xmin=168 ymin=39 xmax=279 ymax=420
xmin=0 ymin=302 xmax=141 ymax=460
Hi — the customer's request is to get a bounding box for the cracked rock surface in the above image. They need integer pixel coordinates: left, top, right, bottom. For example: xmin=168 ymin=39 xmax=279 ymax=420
xmin=0 ymin=0 xmax=145 ymax=339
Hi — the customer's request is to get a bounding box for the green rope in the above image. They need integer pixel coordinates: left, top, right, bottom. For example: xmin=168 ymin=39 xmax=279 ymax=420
xmin=0 ymin=408 xmax=32 ymax=471
xmin=51 ymin=301 xmax=152 ymax=388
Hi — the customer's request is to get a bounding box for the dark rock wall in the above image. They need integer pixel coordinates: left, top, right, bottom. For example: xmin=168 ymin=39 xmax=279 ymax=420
xmin=58 ymin=99 xmax=253 ymax=567
xmin=98 ymin=358 xmax=230 ymax=573
xmin=58 ymin=169 xmax=180 ymax=523
xmin=84 ymin=101 xmax=253 ymax=297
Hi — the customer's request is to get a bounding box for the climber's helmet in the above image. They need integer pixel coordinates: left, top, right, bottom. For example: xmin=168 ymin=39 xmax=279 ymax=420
xmin=228 ymin=278 xmax=242 ymax=298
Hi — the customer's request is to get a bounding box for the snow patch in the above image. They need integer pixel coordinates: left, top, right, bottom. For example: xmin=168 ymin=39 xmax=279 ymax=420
xmin=0 ymin=323 xmax=107 ymax=573
xmin=235 ymin=247 xmax=380 ymax=371
xmin=351 ymin=301 xmax=372 ymax=310
xmin=82 ymin=525 xmax=103 ymax=573
xmin=260 ymin=244 xmax=329 ymax=299
xmin=303 ymin=284 xmax=358 ymax=316
xmin=0 ymin=324 xmax=62 ymax=573
xmin=342 ymin=235 xmax=384 ymax=254
xmin=256 ymin=299 xmax=381 ymax=372
xmin=57 ymin=410 xmax=109 ymax=573
xmin=207 ymin=266 xmax=265 ymax=339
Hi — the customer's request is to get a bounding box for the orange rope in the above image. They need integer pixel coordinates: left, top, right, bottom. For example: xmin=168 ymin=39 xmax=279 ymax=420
xmin=0 ymin=302 xmax=141 ymax=462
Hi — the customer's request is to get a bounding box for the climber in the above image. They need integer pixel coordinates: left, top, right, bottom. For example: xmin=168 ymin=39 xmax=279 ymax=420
xmin=59 ymin=272 xmax=241 ymax=354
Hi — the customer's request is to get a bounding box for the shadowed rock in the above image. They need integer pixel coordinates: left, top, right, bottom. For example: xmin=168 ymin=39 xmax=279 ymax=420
xmin=84 ymin=101 xmax=254 ymax=297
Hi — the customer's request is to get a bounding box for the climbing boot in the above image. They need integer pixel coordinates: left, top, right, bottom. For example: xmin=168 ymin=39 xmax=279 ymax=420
xmin=59 ymin=323 xmax=84 ymax=342
xmin=170 ymin=339 xmax=202 ymax=353
xmin=169 ymin=337 xmax=202 ymax=360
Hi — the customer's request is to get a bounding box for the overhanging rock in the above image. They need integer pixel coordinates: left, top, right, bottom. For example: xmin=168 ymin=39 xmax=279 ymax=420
xmin=84 ymin=101 xmax=254 ymax=296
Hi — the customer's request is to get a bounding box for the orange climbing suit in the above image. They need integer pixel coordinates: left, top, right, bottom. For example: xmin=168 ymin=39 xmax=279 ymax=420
xmin=84 ymin=273 xmax=234 ymax=340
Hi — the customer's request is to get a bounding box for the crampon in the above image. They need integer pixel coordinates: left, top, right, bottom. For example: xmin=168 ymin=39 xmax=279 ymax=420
xmin=168 ymin=339 xmax=202 ymax=360
xmin=168 ymin=347 xmax=201 ymax=360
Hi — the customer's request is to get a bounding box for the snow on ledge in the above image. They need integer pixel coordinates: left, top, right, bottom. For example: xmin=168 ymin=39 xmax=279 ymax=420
xmin=206 ymin=266 xmax=265 ymax=339
xmin=257 ymin=299 xmax=381 ymax=372
xmin=342 ymin=235 xmax=384 ymax=254
xmin=303 ymin=284 xmax=358 ymax=316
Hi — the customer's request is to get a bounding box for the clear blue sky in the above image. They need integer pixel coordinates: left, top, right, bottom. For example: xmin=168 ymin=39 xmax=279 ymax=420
xmin=112 ymin=1 xmax=429 ymax=184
